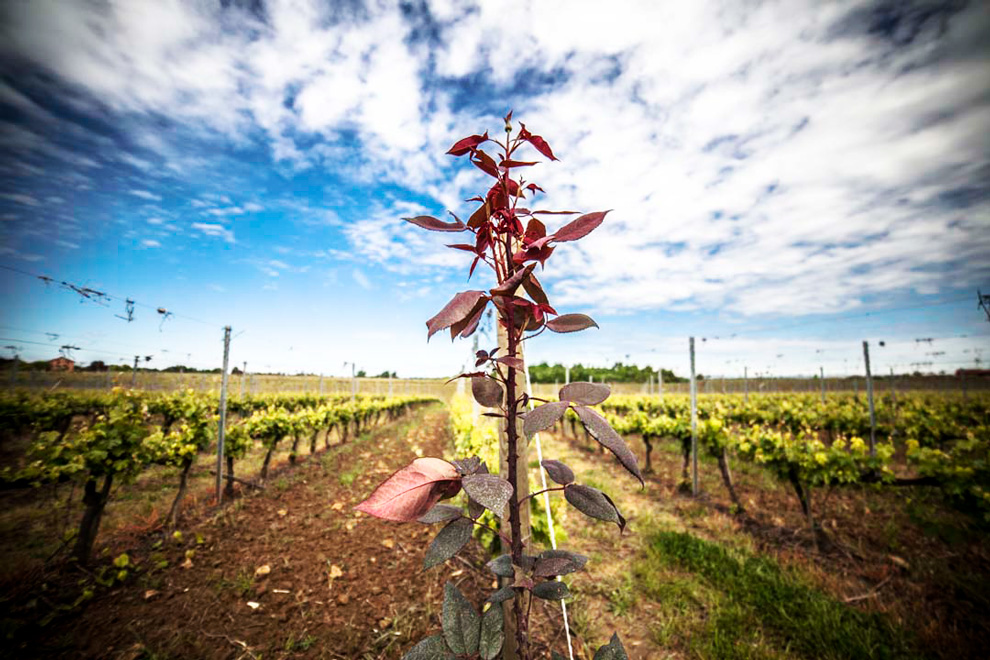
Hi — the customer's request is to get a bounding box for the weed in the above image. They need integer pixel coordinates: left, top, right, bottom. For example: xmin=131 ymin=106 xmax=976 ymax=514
xmin=642 ymin=530 xmax=916 ymax=659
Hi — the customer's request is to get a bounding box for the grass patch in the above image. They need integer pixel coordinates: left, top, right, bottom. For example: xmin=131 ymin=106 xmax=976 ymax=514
xmin=338 ymin=465 xmax=361 ymax=487
xmin=638 ymin=531 xmax=918 ymax=659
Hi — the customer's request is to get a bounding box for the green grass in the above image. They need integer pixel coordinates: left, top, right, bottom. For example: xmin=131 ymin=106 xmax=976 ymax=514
xmin=637 ymin=530 xmax=919 ymax=660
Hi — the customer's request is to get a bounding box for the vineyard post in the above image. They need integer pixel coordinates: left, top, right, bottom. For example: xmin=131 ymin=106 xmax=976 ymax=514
xmin=690 ymin=336 xmax=699 ymax=496
xmin=820 ymin=366 xmax=825 ymax=405
xmin=350 ymin=362 xmax=356 ymax=402
xmin=659 ymin=367 xmax=664 ymax=398
xmin=743 ymin=366 xmax=748 ymax=403
xmin=388 ymin=372 xmax=392 ymax=397
xmin=131 ymin=355 xmax=139 ymax=389
xmin=862 ymin=340 xmax=877 ymax=458
xmin=565 ymin=364 xmax=570 ymax=384
xmin=319 ymin=373 xmax=324 ymax=396
xmin=889 ymin=367 xmax=897 ymax=407
xmin=240 ymin=361 xmax=247 ymax=397
xmin=216 ymin=325 xmax=232 ymax=504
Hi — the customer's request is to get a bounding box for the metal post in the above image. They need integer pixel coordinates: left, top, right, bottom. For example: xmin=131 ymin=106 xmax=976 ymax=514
xmin=216 ymin=326 xmax=232 ymax=504
xmin=565 ymin=365 xmax=570 ymax=385
xmin=820 ymin=366 xmax=825 ymax=405
xmin=863 ymin=341 xmax=876 ymax=458
xmin=351 ymin=363 xmax=356 ymax=402
xmin=658 ymin=369 xmax=663 ymax=398
xmin=131 ymin=355 xmax=139 ymax=388
xmin=689 ymin=337 xmax=698 ymax=496
xmin=889 ymin=367 xmax=897 ymax=407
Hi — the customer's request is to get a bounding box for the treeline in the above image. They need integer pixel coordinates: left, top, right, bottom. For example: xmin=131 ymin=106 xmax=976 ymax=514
xmin=528 ymin=361 xmax=686 ymax=384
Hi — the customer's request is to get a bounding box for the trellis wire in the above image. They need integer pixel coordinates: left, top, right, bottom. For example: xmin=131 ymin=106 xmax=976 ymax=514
xmin=524 ymin=365 xmax=574 ymax=660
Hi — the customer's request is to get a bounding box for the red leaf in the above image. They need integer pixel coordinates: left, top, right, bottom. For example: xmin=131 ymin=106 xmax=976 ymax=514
xmin=447 ymin=131 xmax=489 ymax=156
xmin=575 ymin=406 xmax=643 ymax=486
xmin=447 ymin=244 xmax=479 ymax=254
xmin=526 ymin=183 xmax=545 ymax=194
xmin=501 ymin=159 xmax=539 ymax=168
xmin=491 ymin=263 xmax=536 ymax=297
xmin=426 ymin=291 xmax=487 ymax=340
xmin=512 ymin=244 xmax=554 ymax=267
xmin=355 ymin=458 xmax=461 ymax=522
xmin=553 ymin=210 xmax=609 ymax=242
xmin=449 ymin=297 xmax=488 ymax=340
xmin=532 ymin=210 xmax=579 ymax=215
xmin=495 ymin=356 xmax=525 ymax=370
xmin=467 ymin=204 xmax=488 ymax=229
xmin=521 ymin=273 xmax=549 ymax=307
xmin=471 ymin=150 xmax=500 ymax=178
xmin=405 ymin=215 xmax=466 ymax=233
xmin=524 ymin=218 xmax=547 ymax=244
xmin=546 ymin=313 xmax=598 ymax=333
xmin=519 ymin=123 xmax=558 ymax=161
xmin=472 ymin=376 xmax=504 ymax=408
xmin=559 ymin=382 xmax=611 ymax=405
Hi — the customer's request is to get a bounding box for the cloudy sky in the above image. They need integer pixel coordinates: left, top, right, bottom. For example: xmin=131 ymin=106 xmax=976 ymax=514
xmin=0 ymin=0 xmax=988 ymax=379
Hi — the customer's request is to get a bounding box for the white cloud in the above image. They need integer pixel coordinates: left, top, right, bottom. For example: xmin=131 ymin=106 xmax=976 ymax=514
xmin=206 ymin=206 xmax=244 ymax=216
xmin=130 ymin=189 xmax=162 ymax=201
xmin=352 ymin=268 xmax=372 ymax=290
xmin=0 ymin=192 xmax=41 ymax=206
xmin=1 ymin=0 xmax=987 ymax=324
xmin=0 ymin=246 xmax=44 ymax=261
xmin=191 ymin=222 xmax=235 ymax=243
xmin=141 ymin=238 xmax=161 ymax=248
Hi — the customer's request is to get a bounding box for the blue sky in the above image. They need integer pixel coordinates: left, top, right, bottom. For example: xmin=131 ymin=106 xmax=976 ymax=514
xmin=0 ymin=0 xmax=988 ymax=379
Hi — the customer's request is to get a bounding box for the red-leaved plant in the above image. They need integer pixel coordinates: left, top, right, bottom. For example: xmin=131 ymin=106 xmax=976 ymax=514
xmin=356 ymin=112 xmax=641 ymax=660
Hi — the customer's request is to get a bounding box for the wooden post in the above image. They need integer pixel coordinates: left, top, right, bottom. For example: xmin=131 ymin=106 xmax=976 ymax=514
xmin=863 ymin=341 xmax=876 ymax=458
xmin=690 ymin=337 xmax=698 ymax=496
xmin=820 ymin=366 xmax=825 ymax=405
xmin=216 ymin=326 xmax=232 ymax=504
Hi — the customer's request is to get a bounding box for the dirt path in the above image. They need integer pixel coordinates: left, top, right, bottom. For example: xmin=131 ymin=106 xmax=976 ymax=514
xmin=13 ymin=405 xmax=493 ymax=660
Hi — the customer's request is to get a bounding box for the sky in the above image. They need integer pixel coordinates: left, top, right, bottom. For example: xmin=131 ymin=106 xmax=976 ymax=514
xmin=0 ymin=0 xmax=988 ymax=380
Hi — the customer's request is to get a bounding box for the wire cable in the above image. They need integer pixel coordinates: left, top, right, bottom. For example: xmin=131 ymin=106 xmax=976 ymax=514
xmin=524 ymin=364 xmax=574 ymax=660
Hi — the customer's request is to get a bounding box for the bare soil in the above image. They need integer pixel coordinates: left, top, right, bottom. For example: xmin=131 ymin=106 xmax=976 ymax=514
xmin=2 ymin=405 xmax=501 ymax=660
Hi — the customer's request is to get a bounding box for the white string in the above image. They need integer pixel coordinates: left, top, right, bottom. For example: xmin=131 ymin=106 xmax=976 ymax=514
xmin=525 ymin=367 xmax=574 ymax=660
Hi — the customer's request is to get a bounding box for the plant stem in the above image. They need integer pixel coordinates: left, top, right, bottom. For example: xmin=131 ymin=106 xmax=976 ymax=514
xmin=505 ymin=324 xmax=529 ymax=659
xmin=518 ymin=486 xmax=565 ymax=508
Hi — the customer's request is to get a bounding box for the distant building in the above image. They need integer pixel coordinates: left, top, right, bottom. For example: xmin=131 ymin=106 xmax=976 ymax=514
xmin=955 ymin=368 xmax=990 ymax=378
xmin=49 ymin=357 xmax=75 ymax=372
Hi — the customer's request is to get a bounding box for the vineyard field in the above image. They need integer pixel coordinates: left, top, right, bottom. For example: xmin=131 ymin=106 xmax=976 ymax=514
xmin=0 ymin=386 xmax=987 ymax=659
